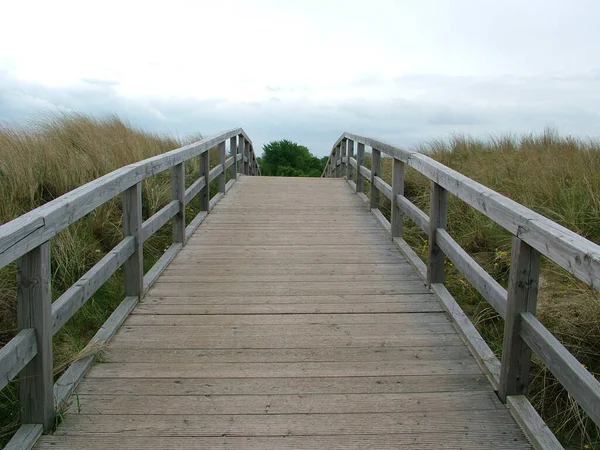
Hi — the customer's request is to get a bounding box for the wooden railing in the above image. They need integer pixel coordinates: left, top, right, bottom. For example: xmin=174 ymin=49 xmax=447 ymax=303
xmin=322 ymin=133 xmax=600 ymax=449
xmin=0 ymin=128 xmax=260 ymax=447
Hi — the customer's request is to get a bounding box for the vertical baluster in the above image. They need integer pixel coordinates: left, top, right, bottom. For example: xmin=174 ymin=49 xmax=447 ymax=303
xmin=347 ymin=139 xmax=354 ymax=183
xmin=218 ymin=141 xmax=226 ymax=193
xmin=229 ymin=136 xmax=237 ymax=181
xmin=427 ymin=182 xmax=447 ymax=286
xmin=356 ymin=143 xmax=365 ymax=193
xmin=335 ymin=145 xmax=341 ymax=178
xmin=498 ymin=237 xmax=541 ymax=402
xmin=244 ymin=141 xmax=249 ymax=175
xmin=17 ymin=242 xmax=53 ymax=432
xmin=370 ymin=148 xmax=381 ymax=210
xmin=341 ymin=140 xmax=347 ymax=179
xmin=199 ymin=149 xmax=210 ymax=211
xmin=171 ymin=163 xmax=185 ymax=244
xmin=123 ymin=182 xmax=144 ymax=296
xmin=391 ymin=158 xmax=405 ymax=238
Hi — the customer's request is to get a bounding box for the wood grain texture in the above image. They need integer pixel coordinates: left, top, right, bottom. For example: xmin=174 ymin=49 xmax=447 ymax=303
xmin=141 ymin=200 xmax=179 ymax=242
xmin=0 ymin=329 xmax=37 ymax=391
xmin=122 ymin=183 xmax=143 ymax=298
xmin=41 ymin=177 xmax=530 ymax=449
xmin=5 ymin=424 xmax=42 ymax=450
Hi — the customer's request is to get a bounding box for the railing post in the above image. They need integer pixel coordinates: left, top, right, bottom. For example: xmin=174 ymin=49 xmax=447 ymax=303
xmin=356 ymin=142 xmax=365 ymax=192
xmin=238 ymin=136 xmax=245 ymax=176
xmin=498 ymin=237 xmax=541 ymax=402
xmin=347 ymin=139 xmax=354 ymax=182
xmin=370 ymin=148 xmax=381 ymax=209
xmin=17 ymin=241 xmax=53 ymax=432
xmin=335 ymin=145 xmax=341 ymax=178
xmin=230 ymin=136 xmax=237 ymax=181
xmin=341 ymin=140 xmax=347 ymax=179
xmin=218 ymin=141 xmax=226 ymax=192
xmin=391 ymin=158 xmax=405 ymax=238
xmin=123 ymin=182 xmax=144 ymax=297
xmin=171 ymin=163 xmax=185 ymax=244
xmin=199 ymin=149 xmax=210 ymax=211
xmin=244 ymin=141 xmax=249 ymax=175
xmin=427 ymin=182 xmax=447 ymax=286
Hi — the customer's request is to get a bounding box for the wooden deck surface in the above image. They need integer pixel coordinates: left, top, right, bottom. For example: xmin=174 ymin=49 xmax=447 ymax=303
xmin=36 ymin=177 xmax=531 ymax=449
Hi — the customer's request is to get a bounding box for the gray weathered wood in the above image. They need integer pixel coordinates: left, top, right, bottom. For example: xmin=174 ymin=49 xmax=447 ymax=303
xmin=4 ymin=423 xmax=42 ymax=450
xmin=243 ymin=138 xmax=249 ymax=175
xmin=171 ymin=163 xmax=186 ymax=244
xmin=229 ymin=136 xmax=237 ymax=180
xmin=52 ymin=237 xmax=135 ymax=333
xmin=397 ymin=195 xmax=429 ymax=233
xmin=122 ymin=183 xmax=143 ymax=298
xmin=0 ymin=128 xmax=254 ymax=270
xmin=141 ymin=200 xmax=179 ymax=242
xmin=143 ymin=243 xmax=183 ymax=293
xmin=347 ymin=179 xmax=357 ymax=191
xmin=209 ymin=164 xmax=224 ymax=183
xmin=347 ymin=139 xmax=354 ymax=181
xmin=349 ymin=157 xmax=357 ymax=168
xmin=370 ymin=149 xmax=381 ymax=209
xmin=184 ymin=176 xmax=206 ymax=205
xmin=225 ymin=179 xmax=236 ymax=193
xmin=427 ymin=182 xmax=447 ymax=286
xmin=185 ymin=211 xmax=208 ymax=242
xmin=373 ymin=176 xmax=392 ymax=201
xmin=218 ymin=141 xmax=226 ymax=192
xmin=520 ymin=312 xmax=600 ymax=426
xmin=436 ymin=229 xmax=507 ymax=319
xmin=431 ymin=283 xmax=501 ymax=389
xmin=391 ymin=159 xmax=405 ymax=238
xmin=236 ymin=152 xmax=243 ymax=162
xmin=371 ymin=208 xmax=392 ymax=234
xmin=498 ymin=238 xmax=541 ymax=401
xmin=356 ymin=143 xmax=365 ymax=192
xmin=335 ymin=144 xmax=341 ymax=178
xmin=506 ymin=395 xmax=564 ymax=450
xmin=17 ymin=241 xmax=53 ymax=432
xmin=199 ymin=147 xmax=210 ymax=211
xmin=54 ymin=296 xmax=139 ymax=410
xmin=209 ymin=192 xmax=225 ymax=211
xmin=341 ymin=140 xmax=347 ymax=178
xmin=0 ymin=329 xmax=37 ymax=391
xmin=359 ymin=164 xmax=371 ymax=181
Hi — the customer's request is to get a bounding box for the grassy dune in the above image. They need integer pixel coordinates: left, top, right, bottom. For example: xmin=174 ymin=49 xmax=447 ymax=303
xmin=0 ymin=114 xmax=221 ymax=445
xmin=369 ymin=130 xmax=600 ymax=449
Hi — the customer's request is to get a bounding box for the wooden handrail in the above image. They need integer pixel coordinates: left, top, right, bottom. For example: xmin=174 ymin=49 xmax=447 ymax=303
xmin=323 ymin=132 xmax=600 ymax=447
xmin=0 ymin=128 xmax=260 ymax=438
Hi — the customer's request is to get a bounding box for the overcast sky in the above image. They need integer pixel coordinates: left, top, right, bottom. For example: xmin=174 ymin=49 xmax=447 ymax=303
xmin=1 ymin=0 xmax=599 ymax=156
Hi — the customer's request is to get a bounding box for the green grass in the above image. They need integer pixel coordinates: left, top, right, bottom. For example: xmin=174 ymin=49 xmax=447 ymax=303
xmin=365 ymin=130 xmax=600 ymax=449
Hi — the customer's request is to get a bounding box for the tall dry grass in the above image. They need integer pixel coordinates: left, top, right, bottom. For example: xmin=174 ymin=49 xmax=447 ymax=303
xmin=0 ymin=114 xmax=220 ymax=445
xmin=372 ymin=129 xmax=600 ymax=449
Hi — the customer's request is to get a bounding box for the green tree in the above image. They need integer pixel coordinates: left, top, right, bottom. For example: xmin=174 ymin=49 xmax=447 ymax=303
xmin=257 ymin=140 xmax=326 ymax=177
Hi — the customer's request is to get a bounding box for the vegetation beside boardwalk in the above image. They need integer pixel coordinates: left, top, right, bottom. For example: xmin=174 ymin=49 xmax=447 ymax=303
xmin=365 ymin=130 xmax=599 ymax=449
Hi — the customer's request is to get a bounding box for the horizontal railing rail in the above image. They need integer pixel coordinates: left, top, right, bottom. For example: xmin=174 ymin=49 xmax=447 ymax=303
xmin=0 ymin=128 xmax=260 ymax=446
xmin=323 ymin=132 xmax=600 ymax=449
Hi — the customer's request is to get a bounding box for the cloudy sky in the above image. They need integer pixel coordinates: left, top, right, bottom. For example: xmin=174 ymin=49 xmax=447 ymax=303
xmin=1 ymin=0 xmax=599 ymax=156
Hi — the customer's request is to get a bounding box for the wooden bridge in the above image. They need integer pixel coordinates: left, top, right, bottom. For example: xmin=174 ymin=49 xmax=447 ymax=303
xmin=1 ymin=129 xmax=599 ymax=449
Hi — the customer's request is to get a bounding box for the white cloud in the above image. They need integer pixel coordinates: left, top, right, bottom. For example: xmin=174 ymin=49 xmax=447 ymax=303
xmin=1 ymin=0 xmax=600 ymax=156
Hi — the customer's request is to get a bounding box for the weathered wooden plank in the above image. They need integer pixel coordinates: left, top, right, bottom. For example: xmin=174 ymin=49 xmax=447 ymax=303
xmin=499 ymin=238 xmax=541 ymax=401
xmin=370 ymin=149 xmax=381 ymax=209
xmin=51 ymin=237 xmax=134 ymax=333
xmin=17 ymin=242 xmax=54 ymax=432
xmin=397 ymin=195 xmax=429 ymax=232
xmin=184 ymin=211 xmax=208 ymax=242
xmin=0 ymin=329 xmax=37 ymax=391
xmin=349 ymin=156 xmax=357 ymax=168
xmin=35 ymin=434 xmax=532 ymax=449
xmin=373 ymin=175 xmax=392 ymax=200
xmin=506 ymin=395 xmax=563 ymax=450
xmin=143 ymin=243 xmax=183 ymax=292
xmin=431 ymin=283 xmax=501 ymax=389
xmin=436 ymin=229 xmax=507 ymax=319
xmin=520 ymin=312 xmax=600 ymax=426
xmin=56 ymin=409 xmax=524 ymax=437
xmin=183 ymin=176 xmax=206 ymax=205
xmin=225 ymin=179 xmax=235 ymax=193
xmin=358 ymin=164 xmax=371 ymax=181
xmin=0 ymin=216 xmax=43 ymax=255
xmin=347 ymin=140 xmax=354 ymax=181
xmin=122 ymin=183 xmax=143 ymax=298
xmin=141 ymin=200 xmax=179 ymax=242
xmin=4 ymin=423 xmax=42 ymax=450
xmin=218 ymin=141 xmax=226 ymax=192
xmin=199 ymin=147 xmax=210 ymax=211
xmin=209 ymin=192 xmax=224 ymax=210
xmin=371 ymin=208 xmax=392 ymax=234
xmin=208 ymin=163 xmax=224 ymax=183
xmin=164 ymin=262 xmax=412 ymax=275
xmin=229 ymin=136 xmax=237 ymax=179
xmin=391 ymin=159 xmax=405 ymax=237
xmin=157 ymin=273 xmax=422 ymax=283
xmin=171 ymin=162 xmax=186 ymax=243
xmin=102 ymin=345 xmax=470 ymax=363
xmin=54 ymin=296 xmax=138 ymax=409
xmin=225 ymin=155 xmax=234 ymax=169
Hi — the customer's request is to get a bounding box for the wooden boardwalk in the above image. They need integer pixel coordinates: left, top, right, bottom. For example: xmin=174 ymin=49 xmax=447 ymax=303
xmin=35 ymin=177 xmax=531 ymax=449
